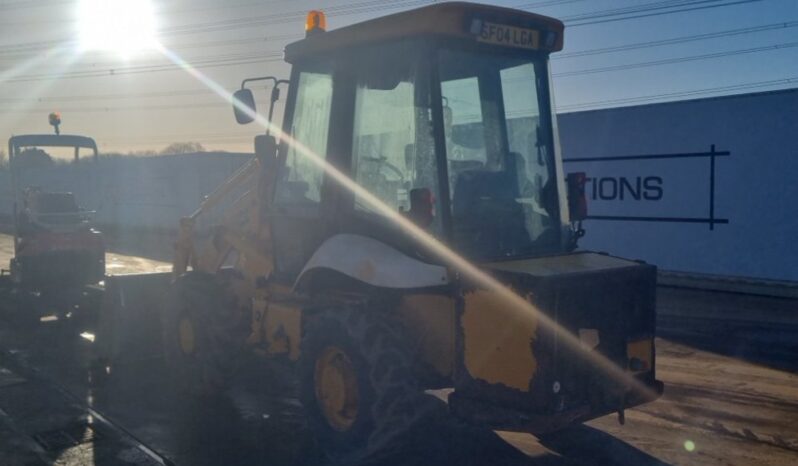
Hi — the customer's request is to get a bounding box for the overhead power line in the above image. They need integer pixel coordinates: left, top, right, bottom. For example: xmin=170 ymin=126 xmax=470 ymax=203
xmin=10 ymin=76 xmax=798 ymax=116
xmin=0 ymin=89 xmax=215 ymax=103
xmin=565 ymin=0 xmax=762 ymax=27
xmin=1 ymin=49 xmax=284 ymax=72
xmin=16 ymin=19 xmax=797 ymax=103
xmin=0 ymin=33 xmax=302 ymax=59
xmin=0 ymin=0 xmax=759 ymax=55
xmin=557 ymin=76 xmax=798 ymax=111
xmin=3 ymin=53 xmax=284 ymax=83
xmin=0 ymin=0 xmax=431 ymax=55
xmin=6 ymin=101 xmax=229 ymax=114
xmin=0 ymin=0 xmax=784 ymax=113
xmin=554 ymin=40 xmax=798 ymax=78
xmin=555 ymin=20 xmax=798 ymax=59
xmin=562 ymin=0 xmax=726 ymax=21
xmin=10 ymin=30 xmax=797 ymax=85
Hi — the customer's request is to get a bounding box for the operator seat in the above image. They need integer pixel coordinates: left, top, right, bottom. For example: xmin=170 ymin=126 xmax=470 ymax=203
xmin=451 ymin=155 xmax=531 ymax=254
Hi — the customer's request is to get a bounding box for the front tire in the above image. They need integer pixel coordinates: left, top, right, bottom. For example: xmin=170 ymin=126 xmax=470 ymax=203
xmin=299 ymin=308 xmax=433 ymax=463
xmin=163 ymin=272 xmax=240 ymax=397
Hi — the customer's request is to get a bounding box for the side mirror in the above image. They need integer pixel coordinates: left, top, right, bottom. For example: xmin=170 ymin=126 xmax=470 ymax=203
xmin=566 ymin=172 xmax=588 ymax=222
xmin=233 ymin=88 xmax=256 ymax=125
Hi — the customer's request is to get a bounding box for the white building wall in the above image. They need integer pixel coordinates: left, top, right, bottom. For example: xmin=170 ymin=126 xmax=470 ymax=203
xmin=559 ymin=88 xmax=798 ymax=282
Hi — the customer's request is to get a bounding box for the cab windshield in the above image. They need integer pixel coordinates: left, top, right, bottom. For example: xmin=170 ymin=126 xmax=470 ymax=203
xmin=440 ymin=48 xmax=560 ymax=259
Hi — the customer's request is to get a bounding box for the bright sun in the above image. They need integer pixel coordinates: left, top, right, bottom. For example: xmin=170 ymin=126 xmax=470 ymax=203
xmin=78 ymin=0 xmax=157 ymax=55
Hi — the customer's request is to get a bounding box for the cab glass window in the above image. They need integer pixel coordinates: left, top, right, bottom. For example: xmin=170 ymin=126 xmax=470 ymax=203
xmin=439 ymin=48 xmax=559 ymax=258
xmin=441 ymin=77 xmax=487 ymax=165
xmin=276 ymin=70 xmax=333 ymax=206
xmin=350 ymin=53 xmax=441 ymax=232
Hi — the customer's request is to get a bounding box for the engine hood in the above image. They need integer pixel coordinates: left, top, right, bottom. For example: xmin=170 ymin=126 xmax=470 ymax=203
xmin=484 ymin=252 xmax=651 ymax=280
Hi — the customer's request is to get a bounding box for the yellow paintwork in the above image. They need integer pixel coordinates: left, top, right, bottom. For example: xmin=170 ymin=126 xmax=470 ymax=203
xmin=263 ymin=302 xmax=302 ymax=361
xmin=398 ymin=294 xmax=456 ymax=377
xmin=172 ymin=157 xmax=262 ymax=278
xmin=627 ymin=338 xmax=654 ymax=373
xmin=462 ymin=290 xmax=538 ymax=392
xmin=169 ymin=145 xmax=295 ymax=364
xmin=315 ymin=346 xmax=359 ymax=432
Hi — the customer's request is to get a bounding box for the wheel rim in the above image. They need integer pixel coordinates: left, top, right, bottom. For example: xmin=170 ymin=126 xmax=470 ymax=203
xmin=315 ymin=346 xmax=359 ymax=432
xmin=178 ymin=317 xmax=196 ymax=356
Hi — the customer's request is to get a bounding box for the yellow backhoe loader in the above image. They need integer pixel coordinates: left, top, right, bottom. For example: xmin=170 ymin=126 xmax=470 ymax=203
xmin=98 ymin=2 xmax=663 ymax=462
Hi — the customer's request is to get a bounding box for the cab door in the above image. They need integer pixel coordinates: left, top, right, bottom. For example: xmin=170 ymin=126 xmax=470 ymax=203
xmin=271 ymin=66 xmax=336 ymax=281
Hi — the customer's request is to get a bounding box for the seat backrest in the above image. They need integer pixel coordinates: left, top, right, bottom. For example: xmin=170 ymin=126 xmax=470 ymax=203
xmin=452 ymin=169 xmax=515 ymax=219
xmin=29 ymin=192 xmax=79 ymax=214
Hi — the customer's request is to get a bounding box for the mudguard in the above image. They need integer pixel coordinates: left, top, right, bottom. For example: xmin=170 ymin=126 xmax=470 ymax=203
xmin=294 ymin=234 xmax=449 ymax=291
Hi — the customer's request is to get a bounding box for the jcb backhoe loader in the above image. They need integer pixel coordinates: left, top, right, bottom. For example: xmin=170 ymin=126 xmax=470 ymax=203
xmin=99 ymin=2 xmax=663 ymax=461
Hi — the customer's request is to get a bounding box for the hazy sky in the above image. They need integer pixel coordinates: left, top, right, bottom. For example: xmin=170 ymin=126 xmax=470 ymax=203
xmin=1 ymin=0 xmax=796 ymax=154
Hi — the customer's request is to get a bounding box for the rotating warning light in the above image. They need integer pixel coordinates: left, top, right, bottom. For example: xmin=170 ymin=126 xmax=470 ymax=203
xmin=48 ymin=112 xmax=61 ymax=127
xmin=49 ymin=112 xmax=62 ymax=135
xmin=305 ymin=10 xmax=327 ymax=36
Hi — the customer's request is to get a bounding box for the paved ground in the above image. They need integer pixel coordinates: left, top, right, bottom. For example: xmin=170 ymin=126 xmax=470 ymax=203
xmin=0 ymin=232 xmax=796 ymax=466
xmin=0 ymin=231 xmax=172 ymax=277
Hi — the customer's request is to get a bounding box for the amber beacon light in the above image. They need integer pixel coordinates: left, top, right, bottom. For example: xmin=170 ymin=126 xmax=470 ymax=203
xmin=48 ymin=112 xmax=62 ymax=135
xmin=305 ymin=10 xmax=327 ymax=36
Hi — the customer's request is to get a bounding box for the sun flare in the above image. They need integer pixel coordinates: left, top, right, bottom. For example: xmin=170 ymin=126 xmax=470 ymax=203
xmin=78 ymin=0 xmax=157 ymax=55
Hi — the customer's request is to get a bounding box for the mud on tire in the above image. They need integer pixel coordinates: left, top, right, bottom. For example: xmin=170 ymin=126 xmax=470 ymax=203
xmin=163 ymin=272 xmax=240 ymax=397
xmin=299 ymin=307 xmax=436 ymax=463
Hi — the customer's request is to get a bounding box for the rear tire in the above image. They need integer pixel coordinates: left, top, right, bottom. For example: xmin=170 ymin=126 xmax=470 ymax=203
xmin=299 ymin=307 xmax=434 ymax=463
xmin=163 ymin=272 xmax=240 ymax=397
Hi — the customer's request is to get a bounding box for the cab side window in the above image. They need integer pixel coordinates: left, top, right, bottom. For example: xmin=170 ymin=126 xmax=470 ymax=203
xmin=276 ymin=71 xmax=333 ymax=207
xmin=350 ymin=61 xmax=441 ymax=232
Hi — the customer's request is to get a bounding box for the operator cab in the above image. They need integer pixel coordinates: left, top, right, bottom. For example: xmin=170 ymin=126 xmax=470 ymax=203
xmin=8 ymin=134 xmax=100 ymax=232
xmin=240 ymin=3 xmax=567 ymax=276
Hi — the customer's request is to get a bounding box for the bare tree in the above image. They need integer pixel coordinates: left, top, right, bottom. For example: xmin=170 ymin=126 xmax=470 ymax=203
xmin=160 ymin=142 xmax=206 ymax=155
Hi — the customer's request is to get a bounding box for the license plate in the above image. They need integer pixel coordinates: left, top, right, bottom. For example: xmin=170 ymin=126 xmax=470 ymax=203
xmin=472 ymin=20 xmax=540 ymax=50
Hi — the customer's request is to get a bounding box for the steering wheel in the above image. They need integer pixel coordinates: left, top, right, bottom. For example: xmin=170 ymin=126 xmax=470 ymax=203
xmin=361 ymin=156 xmax=404 ymax=183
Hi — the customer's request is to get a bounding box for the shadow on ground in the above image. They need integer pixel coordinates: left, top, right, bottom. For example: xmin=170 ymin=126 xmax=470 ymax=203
xmin=1 ymin=297 xmax=674 ymax=466
xmin=534 ymin=425 xmax=671 ymax=466
xmin=359 ymin=401 xmax=672 ymax=466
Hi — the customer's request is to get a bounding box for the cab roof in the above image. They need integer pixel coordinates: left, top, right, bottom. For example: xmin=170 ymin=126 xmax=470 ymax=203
xmin=284 ymin=1 xmax=564 ymax=63
xmin=8 ymin=134 xmax=98 ymax=153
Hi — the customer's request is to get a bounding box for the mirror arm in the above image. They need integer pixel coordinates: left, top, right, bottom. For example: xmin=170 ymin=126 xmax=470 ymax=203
xmin=240 ymin=76 xmax=290 ymax=91
xmin=266 ymin=80 xmax=290 ymax=134
xmin=238 ymin=77 xmax=290 ymax=134
xmin=241 ymin=76 xmax=277 ymax=89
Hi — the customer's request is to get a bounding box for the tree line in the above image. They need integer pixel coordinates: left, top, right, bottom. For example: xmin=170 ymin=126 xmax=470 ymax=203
xmin=0 ymin=142 xmax=209 ymax=171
